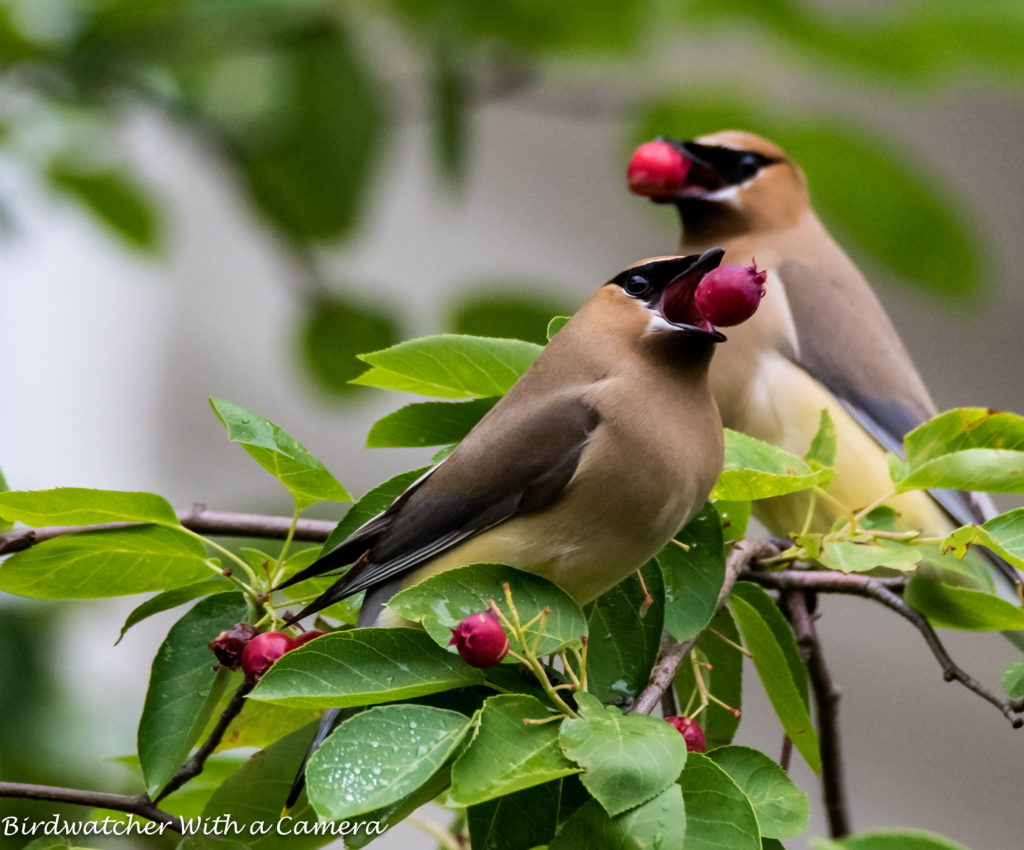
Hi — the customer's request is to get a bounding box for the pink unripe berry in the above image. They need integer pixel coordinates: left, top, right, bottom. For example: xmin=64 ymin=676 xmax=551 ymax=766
xmin=627 ymin=140 xmax=691 ymax=197
xmin=664 ymin=715 xmax=707 ymax=753
xmin=449 ymin=610 xmax=510 ymax=668
xmin=208 ymin=622 xmax=258 ymax=670
xmin=291 ymin=628 xmax=326 ymax=648
xmin=694 ymin=261 xmax=767 ymax=327
xmin=241 ymin=631 xmax=296 ymax=682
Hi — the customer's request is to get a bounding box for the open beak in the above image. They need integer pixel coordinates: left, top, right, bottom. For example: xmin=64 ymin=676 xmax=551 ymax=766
xmin=661 ymin=247 xmax=726 ymax=341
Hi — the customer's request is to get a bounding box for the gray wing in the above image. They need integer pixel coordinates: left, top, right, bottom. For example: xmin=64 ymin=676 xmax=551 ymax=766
xmin=778 ymin=259 xmax=997 ymax=528
xmin=284 ymin=396 xmax=601 ymax=622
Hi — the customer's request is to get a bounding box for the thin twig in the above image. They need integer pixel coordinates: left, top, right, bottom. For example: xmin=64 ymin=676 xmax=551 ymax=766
xmin=0 ymin=783 xmax=182 ymax=833
xmin=748 ymin=569 xmax=1024 ymax=727
xmin=0 ymin=506 xmax=335 ymax=555
xmin=632 ymin=540 xmax=777 ymax=715
xmin=155 ymin=680 xmax=254 ymax=803
xmin=780 ymin=591 xmax=851 ymax=838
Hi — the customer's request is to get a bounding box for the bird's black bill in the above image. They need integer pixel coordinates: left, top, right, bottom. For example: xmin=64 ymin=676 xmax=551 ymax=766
xmin=680 ymin=140 xmax=772 ymax=189
xmin=660 ymin=248 xmax=726 ymax=340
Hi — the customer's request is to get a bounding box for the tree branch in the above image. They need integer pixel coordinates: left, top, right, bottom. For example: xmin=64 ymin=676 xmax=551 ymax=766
xmin=155 ymin=679 xmax=254 ymax=803
xmin=0 ymin=783 xmax=182 ymax=833
xmin=632 ymin=540 xmax=777 ymax=715
xmin=779 ymin=591 xmax=850 ymax=838
xmin=0 ymin=505 xmax=335 ymax=555
xmin=747 ymin=569 xmax=1024 ymax=727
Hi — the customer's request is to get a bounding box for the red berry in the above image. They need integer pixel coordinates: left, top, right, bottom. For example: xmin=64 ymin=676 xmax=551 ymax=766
xmin=449 ymin=611 xmax=510 ymax=668
xmin=693 ymin=261 xmax=767 ymax=327
xmin=292 ymin=628 xmax=326 ymax=647
xmin=208 ymin=622 xmax=258 ymax=670
xmin=665 ymin=715 xmax=707 ymax=752
xmin=627 ymin=140 xmax=691 ymax=197
xmin=241 ymin=631 xmax=295 ymax=682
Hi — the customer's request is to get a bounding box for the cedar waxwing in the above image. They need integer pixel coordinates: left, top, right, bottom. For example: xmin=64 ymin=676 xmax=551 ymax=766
xmin=628 ymin=131 xmax=1017 ymax=589
xmin=277 ymin=249 xmax=752 ymax=809
xmin=279 ymin=249 xmax=740 ymax=625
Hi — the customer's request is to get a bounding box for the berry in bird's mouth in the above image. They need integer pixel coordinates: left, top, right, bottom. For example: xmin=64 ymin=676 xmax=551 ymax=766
xmin=661 ymin=272 xmax=712 ymax=330
xmin=449 ymin=610 xmax=510 ymax=668
xmin=627 ymin=139 xmax=691 ymax=197
xmin=694 ymin=261 xmax=766 ymax=327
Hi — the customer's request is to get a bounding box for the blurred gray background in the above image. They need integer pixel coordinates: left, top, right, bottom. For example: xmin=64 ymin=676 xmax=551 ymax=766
xmin=1 ymin=3 xmax=1023 ymax=848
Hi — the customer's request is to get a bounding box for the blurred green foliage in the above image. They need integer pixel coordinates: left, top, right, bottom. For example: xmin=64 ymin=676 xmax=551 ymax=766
xmin=0 ymin=0 xmax=1022 ymax=393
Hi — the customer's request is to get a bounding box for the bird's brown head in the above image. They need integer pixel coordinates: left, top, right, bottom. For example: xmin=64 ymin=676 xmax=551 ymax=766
xmin=627 ymin=131 xmax=808 ymax=236
xmin=606 ymin=249 xmax=731 ymax=342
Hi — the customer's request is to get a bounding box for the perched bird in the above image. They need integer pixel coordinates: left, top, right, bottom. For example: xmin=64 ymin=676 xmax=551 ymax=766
xmin=627 ymin=131 xmax=1017 ymax=590
xmin=276 ymin=249 xmax=758 ymax=808
xmin=280 ymin=249 xmax=741 ymax=625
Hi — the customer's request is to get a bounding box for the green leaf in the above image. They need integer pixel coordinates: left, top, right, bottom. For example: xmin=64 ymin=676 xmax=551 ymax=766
xmin=365 ymin=398 xmax=496 ymax=448
xmin=558 ymin=693 xmax=687 ymax=817
xmin=679 ymin=753 xmax=761 ymax=850
xmin=708 ymin=746 xmax=809 ymax=839
xmin=584 ymin=560 xmax=664 ymax=704
xmin=388 ymin=563 xmax=588 ymax=657
xmin=307 ymin=704 xmax=471 ymax=820
xmin=467 ymin=780 xmax=562 ymax=850
xmin=350 ymin=334 xmax=542 ymax=398
xmin=714 ymin=499 xmax=751 ymax=544
xmin=728 ymin=584 xmax=820 ymax=772
xmin=116 ymin=577 xmax=233 ymax=644
xmin=138 ymin=592 xmax=248 ymax=796
xmin=299 ymin=296 xmax=400 ymax=398
xmin=893 ymin=408 xmax=1024 ymax=492
xmin=450 ymin=293 xmax=574 ymax=347
xmin=673 ymin=609 xmax=744 ymax=749
xmin=816 ymin=538 xmax=923 ymax=573
xmin=805 ymin=409 xmax=837 ymax=469
xmin=210 ymin=397 xmax=350 ymax=509
xmin=234 ymin=26 xmax=384 ymax=242
xmin=657 ymin=503 xmax=726 ymax=641
xmin=200 ymin=724 xmax=323 ymax=850
xmin=344 ymin=762 xmax=453 ymax=850
xmin=730 ymin=582 xmax=809 ymax=704
xmin=904 ymin=573 xmax=1024 ymax=631
xmin=942 ymin=508 xmax=1024 ymax=576
xmin=450 ymin=694 xmax=579 ymax=805
xmin=49 ymin=165 xmax=159 ymax=250
xmin=1001 ymin=659 xmax=1024 ymax=699
xmin=547 ymin=316 xmax=571 ymax=340
xmin=211 ymin=698 xmax=320 ymax=754
xmin=0 ymin=487 xmax=180 ymax=527
xmin=248 ymin=628 xmax=484 ymax=709
xmin=811 ymin=830 xmax=971 ymax=850
xmin=148 ymin=753 xmax=247 ymax=819
xmin=0 ymin=526 xmax=212 ymax=598
xmin=712 ymin=430 xmax=834 ymax=501
xmin=549 ymin=784 xmax=685 ymax=850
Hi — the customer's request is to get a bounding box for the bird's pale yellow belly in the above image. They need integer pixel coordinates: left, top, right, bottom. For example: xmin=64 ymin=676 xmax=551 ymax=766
xmin=727 ymin=351 xmax=949 ymax=537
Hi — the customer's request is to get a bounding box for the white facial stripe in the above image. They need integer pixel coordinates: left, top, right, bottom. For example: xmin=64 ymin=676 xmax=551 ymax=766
xmin=645 ymin=311 xmax=678 ymax=334
xmin=699 ymin=184 xmax=742 ymax=204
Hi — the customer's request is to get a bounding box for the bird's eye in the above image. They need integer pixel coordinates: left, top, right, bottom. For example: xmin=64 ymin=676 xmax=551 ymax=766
xmin=624 ymin=274 xmax=652 ymax=297
xmin=730 ymin=152 xmax=770 ymax=183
